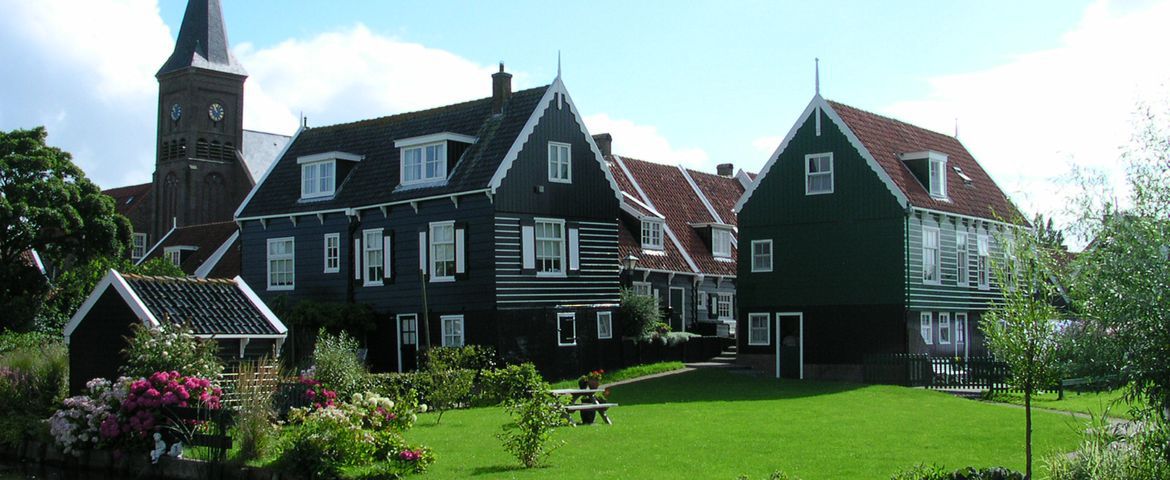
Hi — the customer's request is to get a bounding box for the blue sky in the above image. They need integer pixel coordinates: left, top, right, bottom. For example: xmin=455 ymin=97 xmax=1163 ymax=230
xmin=4 ymin=1 xmax=1169 ymax=246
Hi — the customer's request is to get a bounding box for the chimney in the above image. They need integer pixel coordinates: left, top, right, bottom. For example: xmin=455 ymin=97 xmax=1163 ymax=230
xmin=592 ymin=133 xmax=612 ymax=157
xmin=492 ymin=62 xmax=512 ymax=114
xmin=717 ymin=163 xmax=734 ymax=177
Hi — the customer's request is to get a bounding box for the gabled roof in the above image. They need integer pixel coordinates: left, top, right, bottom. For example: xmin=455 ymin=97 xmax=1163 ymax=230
xmin=64 ymin=270 xmax=286 ymax=343
xmin=686 ymin=168 xmax=746 ymax=228
xmin=737 ymin=95 xmax=1023 ymax=223
xmin=103 ymin=182 xmax=153 ymax=218
xmin=141 ymin=221 xmax=239 ymax=276
xmin=157 ymin=0 xmax=246 ymax=77
xmin=241 ymin=130 xmax=292 ymax=183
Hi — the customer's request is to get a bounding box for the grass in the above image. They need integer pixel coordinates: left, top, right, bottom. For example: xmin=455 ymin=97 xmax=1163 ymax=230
xmin=405 ymin=368 xmax=1087 ymax=479
xmin=549 ymin=361 xmax=686 ymax=389
xmin=984 ymin=388 xmax=1140 ymax=420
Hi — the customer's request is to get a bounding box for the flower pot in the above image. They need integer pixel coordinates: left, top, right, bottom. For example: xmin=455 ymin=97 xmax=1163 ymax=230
xmin=579 ymin=409 xmax=597 ymax=424
xmin=586 ymin=380 xmax=600 ymax=389
xmin=578 ymin=379 xmax=588 ymax=389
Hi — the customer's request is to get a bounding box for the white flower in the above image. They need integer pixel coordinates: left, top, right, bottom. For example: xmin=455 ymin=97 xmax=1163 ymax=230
xmin=418 ymin=404 xmax=428 ymax=413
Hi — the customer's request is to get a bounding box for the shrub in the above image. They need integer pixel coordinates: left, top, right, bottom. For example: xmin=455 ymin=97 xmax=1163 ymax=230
xmin=497 ymin=387 xmax=569 ymax=468
xmin=889 ymin=464 xmax=1024 ymax=480
xmin=477 ymin=363 xmax=544 ymax=406
xmin=421 ymin=345 xmax=497 ymax=372
xmin=1045 ymin=411 xmax=1170 ymax=480
xmin=620 ymin=288 xmax=662 ymax=337
xmin=120 ymin=322 xmax=223 ymax=380
xmin=0 ymin=338 xmax=67 ymax=447
xmin=312 ymin=329 xmax=373 ymax=400
xmin=421 ymin=368 xmax=475 ymax=424
xmin=369 ymin=372 xmax=426 ymax=403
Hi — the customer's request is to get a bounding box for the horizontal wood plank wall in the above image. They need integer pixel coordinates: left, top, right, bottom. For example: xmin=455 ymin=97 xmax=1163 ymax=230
xmin=494 ymin=216 xmax=620 ymax=308
xmin=906 ymin=210 xmax=1005 ymax=311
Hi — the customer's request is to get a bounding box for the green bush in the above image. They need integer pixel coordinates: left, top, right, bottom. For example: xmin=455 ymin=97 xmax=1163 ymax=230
xmin=421 ymin=368 xmax=475 ymax=424
xmin=497 ymin=386 xmax=569 ymax=468
xmin=476 ymin=363 xmax=544 ymax=406
xmin=1045 ymin=412 xmax=1170 ymax=480
xmin=421 ymin=345 xmax=497 ymax=372
xmin=312 ymin=329 xmax=374 ymax=400
xmin=120 ymin=322 xmax=223 ymax=380
xmin=889 ymin=464 xmax=1024 ymax=480
xmin=0 ymin=339 xmax=68 ymax=447
xmin=370 ymin=372 xmax=426 ymax=402
xmin=620 ymin=288 xmax=662 ymax=337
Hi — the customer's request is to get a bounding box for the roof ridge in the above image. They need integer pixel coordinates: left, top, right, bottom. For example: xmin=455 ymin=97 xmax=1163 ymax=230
xmin=122 ymin=273 xmax=235 ymax=285
xmin=308 ymin=85 xmax=550 ymax=132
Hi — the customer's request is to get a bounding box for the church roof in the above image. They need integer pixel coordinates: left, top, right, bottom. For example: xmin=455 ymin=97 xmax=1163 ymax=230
xmin=157 ymin=0 xmax=246 ymax=77
xmin=241 ymin=130 xmax=292 ymax=183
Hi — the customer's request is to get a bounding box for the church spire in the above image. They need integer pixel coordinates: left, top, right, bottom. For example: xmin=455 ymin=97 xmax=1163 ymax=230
xmin=157 ymin=0 xmax=246 ymax=77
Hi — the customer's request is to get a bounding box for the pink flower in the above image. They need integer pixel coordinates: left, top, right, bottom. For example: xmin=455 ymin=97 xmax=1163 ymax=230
xmin=161 ymin=392 xmax=178 ymax=405
xmin=99 ymin=416 xmax=120 ymax=439
xmin=399 ymin=450 xmax=420 ymax=461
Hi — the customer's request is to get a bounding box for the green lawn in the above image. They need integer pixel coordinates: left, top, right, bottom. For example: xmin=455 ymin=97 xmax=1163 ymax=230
xmin=985 ymin=389 xmax=1139 ymax=420
xmin=549 ymin=361 xmax=686 ymax=389
xmin=406 ymin=368 xmax=1087 ymax=479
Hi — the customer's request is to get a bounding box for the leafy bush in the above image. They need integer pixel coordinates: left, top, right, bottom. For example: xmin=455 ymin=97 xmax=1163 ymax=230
xmin=421 ymin=345 xmax=498 ymax=372
xmin=120 ymin=322 xmax=223 ymax=380
xmin=889 ymin=464 xmax=1024 ymax=480
xmin=497 ymin=387 xmax=569 ymax=468
xmin=312 ymin=329 xmax=374 ymax=400
xmin=0 ymin=338 xmax=67 ymax=447
xmin=620 ymin=288 xmax=662 ymax=337
xmin=421 ymin=368 xmax=475 ymax=424
xmin=1045 ymin=411 xmax=1170 ymax=480
xmin=477 ymin=363 xmax=545 ymax=405
xmin=370 ymin=372 xmax=426 ymax=403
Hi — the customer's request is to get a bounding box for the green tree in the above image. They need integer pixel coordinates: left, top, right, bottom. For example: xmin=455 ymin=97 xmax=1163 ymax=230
xmin=1031 ymin=213 xmax=1067 ymax=252
xmin=1 ymin=127 xmax=131 ymax=331
xmin=37 ymin=256 xmax=183 ymax=332
xmin=981 ymin=229 xmax=1064 ymax=480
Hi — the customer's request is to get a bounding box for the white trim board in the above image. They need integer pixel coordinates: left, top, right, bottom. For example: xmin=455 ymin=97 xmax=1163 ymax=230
xmin=614 ymin=155 xmax=700 ymax=274
xmin=136 ymin=225 xmax=176 ymax=266
xmin=235 ymin=125 xmax=305 ymax=220
xmin=64 ymin=270 xmax=159 ymax=344
xmin=193 ymin=230 xmax=239 ymax=278
xmin=233 ymin=275 xmax=289 ymax=335
xmin=677 ymin=165 xmax=725 ymax=224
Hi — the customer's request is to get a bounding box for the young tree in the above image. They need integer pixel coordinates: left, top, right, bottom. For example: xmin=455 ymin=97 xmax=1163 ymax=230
xmin=1 ymin=127 xmax=131 ymax=331
xmin=981 ymin=228 xmax=1064 ymax=480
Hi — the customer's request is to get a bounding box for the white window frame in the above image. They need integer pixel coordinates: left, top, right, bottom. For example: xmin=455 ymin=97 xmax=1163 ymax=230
xmin=534 ymin=218 xmax=566 ymax=277
xmin=748 ymin=313 xmax=770 ymax=346
xmin=920 ymin=312 xmax=933 ymax=345
xmin=977 ymin=234 xmax=990 ymax=290
xmin=362 ymin=229 xmax=384 ymax=286
xmin=548 ymin=142 xmax=572 ymax=183
xmin=597 ymin=311 xmax=613 ymax=340
xmin=165 ymin=247 xmax=182 ymax=267
xmin=717 ymin=293 xmax=734 ymax=320
xmin=633 ymin=281 xmax=652 ymax=296
xmin=429 ymin=221 xmax=456 ymax=282
xmin=922 ymin=227 xmax=941 ymax=285
xmin=400 ymin=142 xmax=447 ymax=185
xmin=805 ymin=152 xmax=834 ymax=195
xmin=300 ymin=160 xmax=336 ymax=199
xmin=323 ymin=233 xmax=340 ymax=273
xmin=751 ymin=239 xmax=773 ymax=272
xmin=266 ymin=237 xmax=295 ymax=291
xmin=955 ymin=313 xmax=967 ymax=344
xmin=938 ymin=312 xmax=951 ymax=344
xmin=131 ymin=233 xmax=147 ymax=260
xmin=440 ymin=315 xmax=464 ymax=347
xmin=640 ymin=220 xmax=664 ymax=250
xmin=956 ymin=231 xmax=969 ymax=286
xmin=557 ymin=312 xmax=577 ymax=347
xmin=712 ymin=228 xmax=733 ymax=258
xmin=929 ymin=156 xmax=947 ymax=199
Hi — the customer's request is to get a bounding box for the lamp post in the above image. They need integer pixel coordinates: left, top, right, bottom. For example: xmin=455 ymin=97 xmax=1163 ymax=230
xmin=621 ymin=254 xmax=639 ymax=289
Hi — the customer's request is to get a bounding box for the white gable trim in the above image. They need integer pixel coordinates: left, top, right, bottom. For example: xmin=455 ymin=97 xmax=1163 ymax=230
xmin=233 ymin=276 xmax=289 ymax=335
xmin=193 ymin=230 xmax=240 ymax=279
xmin=734 ymin=95 xmax=909 ymax=212
xmin=620 ymin=192 xmax=664 ymax=220
xmin=235 ymin=125 xmax=306 ymax=220
xmin=614 ymin=156 xmax=700 ymax=274
xmin=63 ymin=270 xmax=159 ymax=344
xmin=136 ymin=225 xmax=176 ymax=266
xmin=487 ymin=77 xmax=622 ymax=203
xmin=735 ymin=169 xmax=754 ymax=190
xmin=678 ymin=165 xmax=724 ymax=224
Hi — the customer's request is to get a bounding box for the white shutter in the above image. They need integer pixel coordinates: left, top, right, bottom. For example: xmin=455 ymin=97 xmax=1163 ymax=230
xmin=418 ymin=231 xmax=428 ymax=272
xmin=455 ymin=226 xmax=466 ymax=274
xmin=353 ymin=238 xmax=361 ymax=280
xmin=521 ymin=225 xmax=536 ymax=270
xmin=568 ymin=227 xmax=580 ymax=271
xmin=382 ymin=233 xmax=392 ymax=279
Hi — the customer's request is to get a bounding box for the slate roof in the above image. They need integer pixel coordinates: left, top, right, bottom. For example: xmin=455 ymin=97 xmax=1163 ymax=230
xmin=103 ymin=182 xmax=153 ymax=218
xmin=610 ymin=156 xmax=739 ymax=277
xmin=827 ymin=100 xmax=1023 ymax=222
xmin=143 ymin=221 xmax=238 ymax=276
xmin=237 ymin=85 xmax=551 ymax=218
xmin=121 ymin=274 xmax=280 ymax=336
xmin=157 ymin=0 xmax=246 ymax=77
xmin=241 ymin=130 xmax=291 ymax=182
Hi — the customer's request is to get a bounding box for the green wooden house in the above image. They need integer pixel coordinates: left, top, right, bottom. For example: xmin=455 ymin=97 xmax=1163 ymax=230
xmin=734 ymin=94 xmax=1024 ymax=381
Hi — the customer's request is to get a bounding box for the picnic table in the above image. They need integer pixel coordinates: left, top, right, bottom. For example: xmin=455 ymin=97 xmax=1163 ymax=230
xmin=550 ymin=388 xmax=617 ymax=425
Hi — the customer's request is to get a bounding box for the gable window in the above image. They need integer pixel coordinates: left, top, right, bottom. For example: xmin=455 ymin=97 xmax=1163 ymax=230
xmin=805 ymin=152 xmax=834 ymax=195
xmin=717 ymin=293 xmax=734 ymax=320
xmin=430 ymin=221 xmax=456 ymax=281
xmin=548 ymin=142 xmax=571 ymax=183
xmin=922 ymin=227 xmax=940 ymax=284
xmin=713 ymin=228 xmax=733 ymax=258
xmin=956 ymin=231 xmax=969 ymax=286
xmin=363 ymin=229 xmax=384 ymax=285
xmin=641 ymin=220 xmax=663 ymax=250
xmin=977 ymin=234 xmax=990 ymax=290
xmin=751 ymin=239 xmax=773 ymax=272
xmin=748 ymin=313 xmax=770 ymax=346
xmin=267 ymin=237 xmax=294 ymax=291
xmin=401 ymin=143 xmax=447 ymax=185
xmin=440 ymin=315 xmax=464 ymax=347
xmin=535 ymin=219 xmax=565 ymax=276
xmin=131 ymin=233 xmax=147 ymax=260
xmin=929 ymin=156 xmax=948 ymax=199
xmin=300 ymin=160 xmax=335 ymax=199
xmin=955 ymin=313 xmax=967 ymax=344
xmin=920 ymin=312 xmax=933 ymax=345
xmin=938 ymin=313 xmax=951 ymax=344
xmin=557 ymin=312 xmax=576 ymax=346
xmin=597 ymin=311 xmax=613 ymax=339
xmin=324 ymin=233 xmax=340 ymax=273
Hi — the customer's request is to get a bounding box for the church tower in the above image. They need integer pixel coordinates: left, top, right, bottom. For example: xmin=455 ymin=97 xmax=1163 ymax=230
xmin=153 ymin=0 xmax=250 ymax=240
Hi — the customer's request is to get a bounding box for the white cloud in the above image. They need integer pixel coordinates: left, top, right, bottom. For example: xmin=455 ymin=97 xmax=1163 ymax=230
xmin=752 ymin=135 xmax=782 ymax=156
xmin=883 ymin=0 xmax=1170 ymax=238
xmin=584 ymin=113 xmax=711 ymax=171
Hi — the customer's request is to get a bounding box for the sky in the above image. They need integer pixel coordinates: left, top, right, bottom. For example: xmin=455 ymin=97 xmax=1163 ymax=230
xmin=2 ymin=0 xmax=1169 ymax=248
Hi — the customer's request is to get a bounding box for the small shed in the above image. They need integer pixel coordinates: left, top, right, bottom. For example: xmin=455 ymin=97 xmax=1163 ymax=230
xmin=64 ymin=270 xmax=287 ymax=394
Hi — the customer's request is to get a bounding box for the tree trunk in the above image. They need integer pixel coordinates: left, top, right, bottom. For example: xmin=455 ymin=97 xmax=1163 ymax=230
xmin=1025 ymin=383 xmax=1033 ymax=480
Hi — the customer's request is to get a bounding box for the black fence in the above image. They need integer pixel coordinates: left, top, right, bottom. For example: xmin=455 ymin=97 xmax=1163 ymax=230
xmin=863 ymin=354 xmax=1011 ymax=390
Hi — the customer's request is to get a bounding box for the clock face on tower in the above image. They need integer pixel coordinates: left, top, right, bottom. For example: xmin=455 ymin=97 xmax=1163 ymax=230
xmin=208 ymin=103 xmax=225 ymax=122
xmin=170 ymin=103 xmax=182 ymax=121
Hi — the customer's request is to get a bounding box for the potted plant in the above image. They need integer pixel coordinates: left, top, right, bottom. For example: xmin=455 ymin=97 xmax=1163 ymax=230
xmin=577 ymin=370 xmax=604 ymax=390
xmin=578 ymin=388 xmax=612 ymax=425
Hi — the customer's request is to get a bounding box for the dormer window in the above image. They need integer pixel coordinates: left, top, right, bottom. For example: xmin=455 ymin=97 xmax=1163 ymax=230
xmin=712 ymin=228 xmax=733 ymax=258
xmin=929 ymin=156 xmax=947 ymax=199
xmin=298 ymin=151 xmax=361 ymax=200
xmin=899 ymin=151 xmax=948 ymax=199
xmin=641 ymin=220 xmax=664 ymax=250
xmin=395 ymin=132 xmax=477 ymax=187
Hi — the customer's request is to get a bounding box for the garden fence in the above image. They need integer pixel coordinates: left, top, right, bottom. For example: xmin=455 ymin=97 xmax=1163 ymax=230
xmin=863 ymin=354 xmax=1011 ymax=390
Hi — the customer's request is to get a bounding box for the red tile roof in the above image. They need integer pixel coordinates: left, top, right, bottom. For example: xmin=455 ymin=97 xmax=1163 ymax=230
xmin=103 ymin=182 xmax=153 ymax=217
xmin=609 ymin=159 xmax=692 ymax=274
xmin=828 ymin=100 xmax=1023 ymax=222
xmin=144 ymin=221 xmax=239 ymax=276
xmin=687 ymin=168 xmax=745 ymax=228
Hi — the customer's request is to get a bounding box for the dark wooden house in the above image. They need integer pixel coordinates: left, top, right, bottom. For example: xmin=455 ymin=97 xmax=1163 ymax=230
xmin=234 ymin=67 xmax=623 ymax=377
xmin=64 ymin=270 xmax=288 ymax=393
xmin=734 ymin=94 xmax=1024 ymax=381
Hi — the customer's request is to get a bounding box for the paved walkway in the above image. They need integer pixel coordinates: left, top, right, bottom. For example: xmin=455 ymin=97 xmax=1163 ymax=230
xmin=601 ymin=348 xmax=744 ymax=388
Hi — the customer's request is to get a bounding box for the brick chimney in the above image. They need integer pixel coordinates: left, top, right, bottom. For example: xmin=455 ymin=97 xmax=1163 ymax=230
xmin=592 ymin=133 xmax=612 ymax=157
xmin=717 ymin=163 xmax=734 ymax=177
xmin=492 ymin=62 xmax=512 ymax=114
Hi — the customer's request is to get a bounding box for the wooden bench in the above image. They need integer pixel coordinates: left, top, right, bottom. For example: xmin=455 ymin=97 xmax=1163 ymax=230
xmin=551 ymin=388 xmax=617 ymax=425
xmin=564 ymin=403 xmax=618 ymax=425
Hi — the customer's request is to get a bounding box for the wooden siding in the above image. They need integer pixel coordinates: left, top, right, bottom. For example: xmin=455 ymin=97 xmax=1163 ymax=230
xmin=905 ymin=210 xmax=1006 ymax=311
xmin=69 ymin=289 xmax=137 ymax=394
xmin=494 ymin=216 xmax=620 ymax=308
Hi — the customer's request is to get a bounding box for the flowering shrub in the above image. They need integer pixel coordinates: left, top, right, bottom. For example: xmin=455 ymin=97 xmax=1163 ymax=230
xmin=48 ymin=378 xmax=119 ymax=455
xmin=299 ymin=375 xmax=338 ymax=410
xmin=120 ymin=322 xmax=223 ymax=381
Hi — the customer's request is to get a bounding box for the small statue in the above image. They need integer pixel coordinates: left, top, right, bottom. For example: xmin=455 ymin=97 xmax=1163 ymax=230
xmin=150 ymin=432 xmax=166 ymax=464
xmin=168 ymin=441 xmax=184 ymax=459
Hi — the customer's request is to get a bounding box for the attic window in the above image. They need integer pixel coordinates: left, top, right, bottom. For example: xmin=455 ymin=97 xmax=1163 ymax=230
xmin=899 ymin=151 xmax=948 ymax=199
xmin=641 ymin=220 xmax=664 ymax=250
xmin=298 ymin=151 xmax=361 ymax=200
xmin=395 ymin=132 xmax=478 ymax=187
xmin=928 ymin=157 xmax=947 ymax=199
xmin=953 ymin=166 xmax=974 ymax=186
xmin=712 ymin=228 xmax=733 ymax=258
